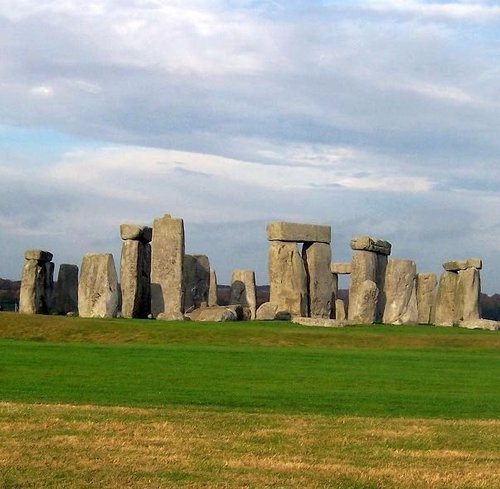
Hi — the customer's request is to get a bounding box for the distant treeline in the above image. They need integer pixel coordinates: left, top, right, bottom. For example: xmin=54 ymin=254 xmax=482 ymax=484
xmin=2 ymin=278 xmax=500 ymax=320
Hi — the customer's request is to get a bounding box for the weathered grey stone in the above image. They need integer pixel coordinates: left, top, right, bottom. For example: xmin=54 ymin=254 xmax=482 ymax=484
xmin=255 ymin=302 xmax=278 ymax=320
xmin=19 ymin=256 xmax=54 ymax=315
xmin=456 ymin=268 xmax=481 ymax=322
xmin=348 ymin=251 xmax=377 ymax=321
xmin=376 ymin=254 xmax=388 ymax=322
xmin=350 ymin=236 xmax=392 ymax=255
xmin=350 ymin=280 xmax=378 ymax=324
xmin=269 ymin=241 xmax=308 ymax=317
xmin=267 ymin=222 xmax=331 ymax=243
xmin=303 ymin=242 xmax=333 ymax=318
xmin=382 ymin=259 xmax=418 ymax=325
xmin=332 ymin=273 xmax=339 ymax=304
xmin=120 ymin=240 xmax=151 ymax=318
xmin=229 ymin=269 xmax=257 ymax=320
xmin=465 ymin=258 xmax=482 ymax=270
xmin=330 ymin=262 xmax=351 ymax=274
xmin=183 ymin=254 xmax=210 ymax=312
xmin=458 ymin=319 xmax=499 ymax=331
xmin=443 ymin=260 xmax=467 ymax=272
xmin=433 ymin=271 xmax=459 ymax=326
xmin=185 ymin=305 xmax=242 ymax=322
xmin=208 ymin=267 xmax=218 ymax=306
xmin=292 ymin=317 xmax=346 ymax=327
xmin=151 ymin=214 xmax=185 ymax=321
xmin=442 ymin=258 xmax=482 ymax=272
xmin=416 ymin=273 xmax=437 ymax=324
xmin=78 ymin=253 xmax=119 ymax=318
xmin=120 ymin=224 xmax=152 ymax=243
xmin=24 ymin=249 xmax=53 ymax=262
xmin=55 ymin=264 xmax=79 ymax=315
xmin=335 ymin=299 xmax=346 ymax=321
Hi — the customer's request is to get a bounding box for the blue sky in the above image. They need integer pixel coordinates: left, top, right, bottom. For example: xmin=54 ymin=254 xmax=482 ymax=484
xmin=1 ymin=0 xmax=500 ymax=292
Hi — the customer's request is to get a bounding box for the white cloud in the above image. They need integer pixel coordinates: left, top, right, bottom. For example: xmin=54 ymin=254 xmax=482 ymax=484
xmin=363 ymin=0 xmax=500 ymax=22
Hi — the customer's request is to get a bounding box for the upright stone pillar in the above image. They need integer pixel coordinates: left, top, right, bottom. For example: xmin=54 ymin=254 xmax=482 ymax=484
xmin=19 ymin=250 xmax=54 ymax=315
xmin=331 ymin=262 xmax=351 ymax=321
xmin=183 ymin=254 xmax=210 ymax=312
xmin=267 ymin=222 xmax=331 ymax=318
xmin=229 ymin=269 xmax=257 ymax=319
xmin=456 ymin=267 xmax=481 ymax=322
xmin=348 ymin=251 xmax=377 ymax=322
xmin=303 ymin=242 xmax=333 ymax=318
xmin=434 ymin=271 xmax=458 ymax=326
xmin=382 ymin=259 xmax=418 ymax=325
xmin=269 ymin=241 xmax=308 ymax=317
xmin=151 ymin=214 xmax=185 ymax=320
xmin=416 ymin=273 xmax=437 ymax=324
xmin=208 ymin=267 xmax=218 ymax=306
xmin=78 ymin=253 xmax=119 ymax=318
xmin=55 ymin=264 xmax=79 ymax=315
xmin=435 ymin=258 xmax=482 ymax=326
xmin=120 ymin=224 xmax=152 ymax=319
xmin=348 ymin=236 xmax=391 ymax=324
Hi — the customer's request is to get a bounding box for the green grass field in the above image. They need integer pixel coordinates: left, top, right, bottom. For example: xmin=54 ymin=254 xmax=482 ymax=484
xmin=0 ymin=312 xmax=499 ymax=488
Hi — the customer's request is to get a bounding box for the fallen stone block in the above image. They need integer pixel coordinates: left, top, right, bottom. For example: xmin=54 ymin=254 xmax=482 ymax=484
xmin=458 ymin=319 xmax=499 ymax=331
xmin=255 ymin=302 xmax=278 ymax=320
xmin=185 ymin=305 xmax=242 ymax=322
xmin=291 ymin=317 xmax=347 ymax=328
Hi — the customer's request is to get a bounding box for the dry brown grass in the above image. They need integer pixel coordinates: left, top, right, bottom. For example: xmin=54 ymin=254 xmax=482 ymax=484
xmin=1 ymin=402 xmax=498 ymax=488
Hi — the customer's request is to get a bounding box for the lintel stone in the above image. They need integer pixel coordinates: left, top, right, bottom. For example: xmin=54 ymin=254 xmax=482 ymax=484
xmin=24 ymin=249 xmax=53 ymax=262
xmin=267 ymin=222 xmax=331 ymax=244
xmin=350 ymin=236 xmax=391 ymax=255
xmin=443 ymin=258 xmax=482 ymax=271
xmin=120 ymin=224 xmax=152 ymax=243
xmin=330 ymin=262 xmax=351 ymax=274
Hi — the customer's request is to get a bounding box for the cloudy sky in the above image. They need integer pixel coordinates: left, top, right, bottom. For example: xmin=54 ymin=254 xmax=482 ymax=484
xmin=1 ymin=0 xmax=500 ymax=292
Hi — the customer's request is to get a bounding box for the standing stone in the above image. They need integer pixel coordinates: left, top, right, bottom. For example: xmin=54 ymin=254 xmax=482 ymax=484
xmin=348 ymin=250 xmax=378 ymax=321
xmin=19 ymin=250 xmax=54 ymax=315
xmin=269 ymin=241 xmax=308 ymax=317
xmin=208 ymin=267 xmax=218 ymax=306
xmin=183 ymin=254 xmax=210 ymax=312
xmin=303 ymin=242 xmax=333 ymax=318
xmin=382 ymin=259 xmax=418 ymax=325
xmin=456 ymin=268 xmax=481 ymax=322
xmin=376 ymin=254 xmax=388 ymax=322
xmin=78 ymin=253 xmax=119 ymax=318
xmin=151 ymin=214 xmax=185 ymax=320
xmin=416 ymin=273 xmax=437 ymax=324
xmin=55 ymin=264 xmax=79 ymax=315
xmin=120 ymin=240 xmax=151 ymax=318
xmin=350 ymin=280 xmax=378 ymax=324
xmin=229 ymin=269 xmax=257 ymax=320
xmin=433 ymin=271 xmax=459 ymax=326
xmin=335 ymin=299 xmax=346 ymax=321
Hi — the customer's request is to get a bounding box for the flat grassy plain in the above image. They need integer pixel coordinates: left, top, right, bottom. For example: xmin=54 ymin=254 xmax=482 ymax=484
xmin=0 ymin=312 xmax=499 ymax=488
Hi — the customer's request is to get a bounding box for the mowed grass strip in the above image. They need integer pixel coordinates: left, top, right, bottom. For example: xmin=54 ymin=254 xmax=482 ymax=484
xmin=1 ymin=339 xmax=498 ymax=418
xmin=1 ymin=402 xmax=499 ymax=489
xmin=0 ymin=312 xmax=499 ymax=350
